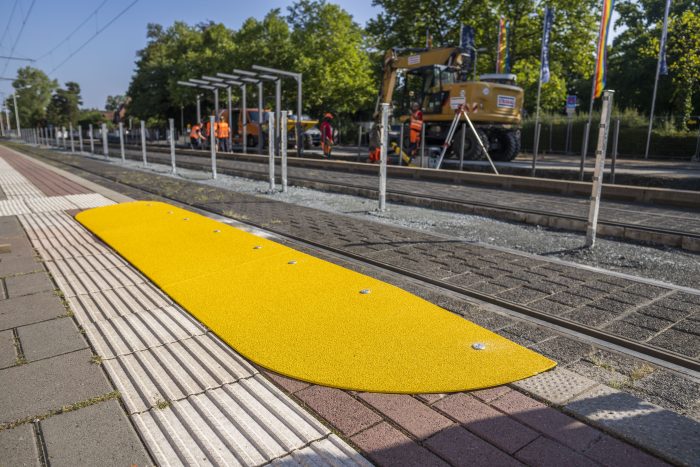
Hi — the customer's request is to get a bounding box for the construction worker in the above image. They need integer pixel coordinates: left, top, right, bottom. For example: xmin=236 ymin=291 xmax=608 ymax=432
xmin=408 ymin=102 xmax=423 ymax=159
xmin=320 ymin=113 xmax=333 ymax=159
xmin=189 ymin=122 xmax=204 ymax=149
xmin=217 ymin=118 xmax=230 ymax=152
xmin=204 ymin=116 xmax=217 ymax=149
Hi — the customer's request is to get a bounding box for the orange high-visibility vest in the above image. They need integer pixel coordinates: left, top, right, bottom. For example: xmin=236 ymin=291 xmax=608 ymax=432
xmin=217 ymin=121 xmax=230 ymax=138
xmin=190 ymin=124 xmax=201 ymax=139
xmin=409 ymin=110 xmax=423 ymax=144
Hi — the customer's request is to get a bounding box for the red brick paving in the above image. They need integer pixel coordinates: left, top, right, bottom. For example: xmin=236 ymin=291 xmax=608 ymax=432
xmin=295 ymin=385 xmax=382 ymax=436
xmin=424 ymin=426 xmax=524 ymax=467
xmin=350 ymin=422 xmax=449 ymax=467
xmin=359 ymin=393 xmax=454 ymax=440
xmin=583 ymin=435 xmax=671 ymax=467
xmin=515 ymin=436 xmax=595 ymax=467
xmin=0 ymin=147 xmax=90 ymax=197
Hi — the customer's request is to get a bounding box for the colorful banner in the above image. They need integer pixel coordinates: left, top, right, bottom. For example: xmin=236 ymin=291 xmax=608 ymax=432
xmin=659 ymin=0 xmax=671 ymax=75
xmin=496 ymin=17 xmax=508 ymax=73
xmin=460 ymin=25 xmax=476 ymax=64
xmin=541 ymin=7 xmax=554 ymax=84
xmin=593 ymin=0 xmax=615 ymax=98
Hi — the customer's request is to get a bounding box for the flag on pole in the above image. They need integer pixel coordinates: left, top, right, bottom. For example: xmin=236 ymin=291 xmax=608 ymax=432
xmin=541 ymin=7 xmax=554 ymax=84
xmin=659 ymin=0 xmax=671 ymax=75
xmin=460 ymin=25 xmax=476 ymax=64
xmin=496 ymin=17 xmax=508 ymax=73
xmin=593 ymin=0 xmax=615 ymax=98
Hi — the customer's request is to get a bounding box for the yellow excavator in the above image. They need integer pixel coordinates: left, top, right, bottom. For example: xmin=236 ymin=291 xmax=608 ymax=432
xmin=370 ymin=46 xmax=524 ymax=163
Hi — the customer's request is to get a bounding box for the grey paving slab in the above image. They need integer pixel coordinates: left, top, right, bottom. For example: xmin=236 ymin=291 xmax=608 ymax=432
xmin=0 ymin=257 xmax=43 ymax=277
xmin=41 ymin=399 xmax=150 ymax=467
xmin=0 ymin=291 xmax=66 ymax=331
xmin=0 ymin=329 xmax=16 ymax=369
xmin=0 ymin=423 xmax=40 ymax=467
xmin=0 ymin=216 xmax=22 ymax=237
xmin=566 ymin=385 xmax=700 ymax=467
xmin=513 ymin=368 xmax=600 ymax=405
xmin=0 ymin=349 xmax=112 ymax=424
xmin=4 ymin=272 xmax=54 ymax=298
xmin=17 ymin=318 xmax=87 ymax=361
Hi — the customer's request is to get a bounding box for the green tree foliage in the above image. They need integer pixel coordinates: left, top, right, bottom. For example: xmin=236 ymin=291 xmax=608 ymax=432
xmin=666 ymin=10 xmax=700 ymax=129
xmin=46 ymin=82 xmax=83 ymax=127
xmin=77 ymin=109 xmax=106 ymax=127
xmin=105 ymin=95 xmax=127 ymax=111
xmin=6 ymin=66 xmax=57 ymax=127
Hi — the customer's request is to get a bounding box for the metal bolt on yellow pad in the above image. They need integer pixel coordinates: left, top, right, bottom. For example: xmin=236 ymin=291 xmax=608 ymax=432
xmin=76 ymin=201 xmax=556 ymax=393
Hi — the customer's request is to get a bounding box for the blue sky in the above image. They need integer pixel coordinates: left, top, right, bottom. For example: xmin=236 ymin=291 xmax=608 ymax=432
xmin=0 ymin=0 xmax=380 ymax=108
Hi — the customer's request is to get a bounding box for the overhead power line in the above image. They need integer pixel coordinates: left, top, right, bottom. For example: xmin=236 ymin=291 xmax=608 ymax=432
xmin=50 ymin=0 xmax=139 ymax=73
xmin=1 ymin=0 xmax=37 ymax=77
xmin=0 ymin=0 xmax=20 ymax=53
xmin=0 ymin=55 xmax=34 ymax=62
xmin=36 ymin=0 xmax=111 ymax=61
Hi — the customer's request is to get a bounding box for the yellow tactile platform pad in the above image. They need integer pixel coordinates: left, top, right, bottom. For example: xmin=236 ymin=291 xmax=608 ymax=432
xmin=76 ymin=201 xmax=555 ymax=393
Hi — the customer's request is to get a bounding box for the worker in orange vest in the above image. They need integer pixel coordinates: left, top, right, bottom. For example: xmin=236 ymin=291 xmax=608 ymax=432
xmin=217 ymin=118 xmax=230 ymax=152
xmin=320 ymin=113 xmax=334 ymax=159
xmin=204 ymin=116 xmax=218 ymax=150
xmin=408 ymin=102 xmax=423 ymax=159
xmin=189 ymin=122 xmax=204 ymax=149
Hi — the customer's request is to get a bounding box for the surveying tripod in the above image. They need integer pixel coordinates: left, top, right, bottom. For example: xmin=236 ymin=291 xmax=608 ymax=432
xmin=435 ymin=105 xmax=499 ymax=174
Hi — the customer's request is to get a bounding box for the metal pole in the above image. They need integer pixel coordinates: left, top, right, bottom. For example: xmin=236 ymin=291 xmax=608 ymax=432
xmin=89 ymin=124 xmax=95 ymax=154
xmin=579 ymin=122 xmax=590 ymax=180
xmin=69 ymin=123 xmax=75 ymax=152
xmin=209 ymin=115 xmax=217 ymax=179
xmin=296 ymin=76 xmax=303 ymax=157
xmin=78 ymin=125 xmax=84 ymax=152
xmin=459 ymin=122 xmax=466 ymax=171
xmin=214 ymin=88 xmax=219 ymax=122
xmin=399 ymin=123 xmax=404 ymax=166
xmin=275 ymin=78 xmax=281 ymax=157
xmin=357 ymin=125 xmax=363 ymax=162
xmin=268 ymin=111 xmax=275 ymax=191
xmin=258 ymin=81 xmax=264 ymax=154
xmin=531 ymin=122 xmax=541 ymax=177
xmin=281 ymin=110 xmax=288 ymax=193
xmin=180 ymin=105 xmax=184 ymax=138
xmin=549 ymin=121 xmax=553 ymax=153
xmin=586 ymin=90 xmax=614 ymax=248
xmin=140 ymin=121 xmax=147 ymax=167
xmin=227 ymin=86 xmax=232 ymax=152
xmin=119 ymin=122 xmax=125 ymax=163
xmin=0 ymin=108 xmax=4 ymax=136
xmin=378 ymin=103 xmax=390 ymax=211
xmin=101 ymin=124 xmax=109 ymax=159
xmin=565 ymin=116 xmax=572 ymax=153
xmin=62 ymin=126 xmax=67 ymax=149
xmin=12 ymin=93 xmax=20 ymax=137
xmin=644 ymin=0 xmax=671 ymax=160
xmin=610 ymin=118 xmax=619 ymax=184
xmin=169 ymin=118 xmax=176 ymax=174
xmin=693 ymin=121 xmax=700 ymax=162
xmin=242 ymin=84 xmax=247 ymax=153
xmin=196 ymin=94 xmax=201 ymax=124
xmin=420 ymin=124 xmax=426 ymax=168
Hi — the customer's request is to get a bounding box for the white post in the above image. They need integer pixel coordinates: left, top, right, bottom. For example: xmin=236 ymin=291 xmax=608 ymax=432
xmin=69 ymin=124 xmax=75 ymax=152
xmin=119 ymin=122 xmax=125 ymax=163
xmin=257 ymin=81 xmax=264 ymax=154
xmin=275 ymin=79 xmax=281 ymax=157
xmin=268 ymin=111 xmax=275 ymax=191
xmin=296 ymin=75 xmax=303 ymax=157
xmin=169 ymin=118 xmax=176 ymax=174
xmin=227 ymin=86 xmax=233 ymax=152
xmin=89 ymin=124 xmax=95 ymax=154
xmin=61 ymin=126 xmax=67 ymax=149
xmin=611 ymin=119 xmax=620 ymax=183
xmin=209 ymin=115 xmax=217 ymax=179
xmin=196 ymin=94 xmax=201 ymax=124
xmin=579 ymin=122 xmax=590 ymax=180
xmin=281 ymin=110 xmax=288 ymax=193
xmin=0 ymin=109 xmax=4 ymax=136
xmin=140 ymin=121 xmax=147 ymax=167
xmin=378 ymin=103 xmax=390 ymax=211
xmin=644 ymin=0 xmax=671 ymax=160
xmin=78 ymin=125 xmax=84 ymax=152
xmin=101 ymin=123 xmax=109 ymax=159
xmin=242 ymin=84 xmax=247 ymax=153
xmin=12 ymin=93 xmax=20 ymax=138
xmin=531 ymin=122 xmax=541 ymax=177
xmin=585 ymin=90 xmax=614 ymax=248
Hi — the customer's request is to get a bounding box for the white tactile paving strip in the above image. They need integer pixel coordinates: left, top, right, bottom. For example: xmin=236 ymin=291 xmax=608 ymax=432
xmin=1 ymin=154 xmax=369 ymax=466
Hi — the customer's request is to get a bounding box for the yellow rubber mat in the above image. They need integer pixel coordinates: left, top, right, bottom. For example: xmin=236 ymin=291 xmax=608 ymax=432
xmin=76 ymin=201 xmax=555 ymax=393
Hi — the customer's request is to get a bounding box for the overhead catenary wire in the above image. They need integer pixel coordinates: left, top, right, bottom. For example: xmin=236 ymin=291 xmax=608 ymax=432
xmin=0 ymin=0 xmax=20 ymax=53
xmin=35 ymin=0 xmax=111 ymax=61
xmin=49 ymin=0 xmax=139 ymax=73
xmin=0 ymin=0 xmax=36 ymax=77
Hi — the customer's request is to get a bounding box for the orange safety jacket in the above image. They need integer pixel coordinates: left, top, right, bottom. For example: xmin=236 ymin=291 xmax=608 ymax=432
xmin=204 ymin=121 xmax=218 ymax=138
xmin=217 ymin=121 xmax=230 ymax=138
xmin=409 ymin=110 xmax=423 ymax=144
xmin=190 ymin=124 xmax=202 ymax=139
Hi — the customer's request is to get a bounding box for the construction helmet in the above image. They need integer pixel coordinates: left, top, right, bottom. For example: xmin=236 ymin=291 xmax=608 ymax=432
xmin=324 ymin=112 xmax=334 ymax=119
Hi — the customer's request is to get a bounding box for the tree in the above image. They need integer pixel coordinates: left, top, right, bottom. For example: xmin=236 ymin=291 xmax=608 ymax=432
xmin=6 ymin=66 xmax=57 ymax=127
xmin=46 ymin=82 xmax=83 ymax=127
xmin=666 ymin=10 xmax=700 ymax=129
xmin=105 ymin=95 xmax=126 ymax=111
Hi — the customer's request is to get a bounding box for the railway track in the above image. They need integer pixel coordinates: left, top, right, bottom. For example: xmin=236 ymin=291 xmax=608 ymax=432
xmin=108 ymin=143 xmax=700 ymax=252
xmin=17 ymin=143 xmax=700 ymax=379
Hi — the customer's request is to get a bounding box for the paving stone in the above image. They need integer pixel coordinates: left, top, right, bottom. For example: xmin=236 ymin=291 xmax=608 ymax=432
xmin=424 ymin=426 xmax=523 ymax=467
xmin=0 ymin=329 xmax=16 ymax=369
xmin=603 ymin=320 xmax=657 ymax=341
xmin=562 ymin=305 xmax=618 ymax=327
xmin=491 ymin=390 xmax=602 ymax=452
xmin=548 ymin=291 xmax=590 ymax=307
xmin=41 ymin=399 xmax=150 ymax=467
xmin=528 ymin=298 xmax=573 ymax=315
xmin=416 ymin=393 xmax=448 ymax=405
xmin=4 ymin=272 xmax=54 ymax=298
xmin=295 ymin=385 xmax=382 ymax=436
xmin=654 ymin=297 xmax=699 ymax=313
xmin=496 ymin=286 xmax=549 ymax=304
xmin=350 ymin=422 xmax=449 ymax=467
xmin=530 ymin=336 xmax=594 ymax=365
xmin=637 ymin=304 xmax=692 ymax=322
xmin=17 ymin=318 xmax=87 ymax=361
xmin=566 ymin=385 xmax=700 ymax=467
xmin=457 ymin=307 xmax=513 ymax=330
xmin=0 ymin=257 xmax=43 ymax=277
xmin=470 ymin=385 xmax=511 ymax=403
xmin=358 ymin=393 xmax=454 ymax=440
xmin=632 ymin=370 xmax=700 ymax=411
xmin=434 ymin=393 xmax=538 ymax=454
xmin=512 ymin=368 xmax=599 ymax=406
xmin=621 ymin=313 xmax=673 ymax=332
xmin=263 ymin=370 xmax=311 ymax=394
xmin=583 ymin=434 xmax=670 ymax=467
xmin=0 ymin=349 xmax=112 ymax=423
xmin=672 ymin=292 xmax=700 ymax=306
xmin=623 ymin=283 xmax=670 ymax=299
xmin=589 ymin=297 xmax=635 ymax=313
xmin=0 ymin=423 xmax=40 ymax=466
xmin=498 ymin=322 xmax=557 ymax=346
xmin=515 ymin=436 xmax=596 ymax=467
xmin=648 ymin=328 xmax=700 ymax=358
xmin=673 ymin=318 xmax=700 ymax=336
xmin=0 ymin=291 xmax=66 ymax=331
xmin=568 ymin=285 xmax=608 ymax=300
